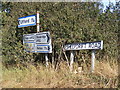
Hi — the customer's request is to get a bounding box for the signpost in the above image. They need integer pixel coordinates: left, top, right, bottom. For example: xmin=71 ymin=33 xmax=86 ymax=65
xmin=20 ymin=11 xmax=52 ymax=67
xmin=18 ymin=15 xmax=36 ymax=28
xmin=64 ymin=41 xmax=103 ymax=72
xmin=70 ymin=51 xmax=74 ymax=72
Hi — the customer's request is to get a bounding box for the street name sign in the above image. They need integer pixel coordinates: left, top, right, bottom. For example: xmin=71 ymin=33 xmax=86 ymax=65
xmin=23 ymin=31 xmax=52 ymax=53
xmin=64 ymin=40 xmax=103 ymax=72
xmin=64 ymin=41 xmax=103 ymax=51
xmin=18 ymin=15 xmax=36 ymax=28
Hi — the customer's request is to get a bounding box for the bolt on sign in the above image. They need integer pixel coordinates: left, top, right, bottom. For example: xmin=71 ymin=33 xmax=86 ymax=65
xmin=64 ymin=41 xmax=103 ymax=51
xmin=18 ymin=15 xmax=36 ymax=28
xmin=23 ymin=31 xmax=52 ymax=53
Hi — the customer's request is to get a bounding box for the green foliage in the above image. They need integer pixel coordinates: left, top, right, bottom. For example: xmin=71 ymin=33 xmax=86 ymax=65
xmin=1 ymin=2 xmax=118 ymax=66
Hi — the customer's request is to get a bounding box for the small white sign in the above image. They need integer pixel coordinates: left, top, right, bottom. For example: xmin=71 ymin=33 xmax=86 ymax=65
xmin=35 ymin=32 xmax=50 ymax=44
xmin=23 ymin=34 xmax=35 ymax=43
xmin=64 ymin=41 xmax=103 ymax=51
xmin=36 ymin=45 xmax=52 ymax=53
xmin=18 ymin=15 xmax=36 ymax=28
xmin=24 ymin=43 xmax=35 ymax=52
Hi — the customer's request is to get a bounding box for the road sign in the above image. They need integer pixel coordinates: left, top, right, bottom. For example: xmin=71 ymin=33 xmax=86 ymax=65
xmin=64 ymin=41 xmax=103 ymax=73
xmin=36 ymin=44 xmax=52 ymax=53
xmin=24 ymin=43 xmax=35 ymax=52
xmin=18 ymin=15 xmax=36 ymax=28
xmin=23 ymin=34 xmax=35 ymax=43
xmin=35 ymin=32 xmax=50 ymax=44
xmin=64 ymin=41 xmax=103 ymax=51
xmin=23 ymin=31 xmax=52 ymax=53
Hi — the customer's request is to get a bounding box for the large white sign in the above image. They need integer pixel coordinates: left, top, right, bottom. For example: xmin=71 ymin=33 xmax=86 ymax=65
xmin=64 ymin=41 xmax=103 ymax=51
xmin=18 ymin=15 xmax=36 ymax=28
xmin=23 ymin=31 xmax=52 ymax=53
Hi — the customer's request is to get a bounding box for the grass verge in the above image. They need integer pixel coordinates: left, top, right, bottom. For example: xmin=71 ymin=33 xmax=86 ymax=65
xmin=1 ymin=60 xmax=118 ymax=88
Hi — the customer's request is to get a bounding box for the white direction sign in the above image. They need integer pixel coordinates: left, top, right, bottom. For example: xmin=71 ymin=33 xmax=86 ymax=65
xmin=18 ymin=15 xmax=36 ymax=28
xmin=36 ymin=45 xmax=52 ymax=53
xmin=64 ymin=41 xmax=103 ymax=51
xmin=23 ymin=31 xmax=52 ymax=53
xmin=24 ymin=43 xmax=35 ymax=53
xmin=36 ymin=32 xmax=50 ymax=44
xmin=23 ymin=34 xmax=35 ymax=43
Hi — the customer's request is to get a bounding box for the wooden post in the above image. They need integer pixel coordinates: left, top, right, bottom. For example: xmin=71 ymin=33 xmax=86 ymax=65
xmin=70 ymin=51 xmax=74 ymax=72
xmin=91 ymin=50 xmax=95 ymax=73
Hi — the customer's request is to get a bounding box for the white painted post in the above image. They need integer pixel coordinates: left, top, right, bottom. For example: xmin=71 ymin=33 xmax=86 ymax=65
xmin=91 ymin=50 xmax=95 ymax=73
xmin=70 ymin=51 xmax=74 ymax=72
xmin=37 ymin=11 xmax=40 ymax=33
xmin=37 ymin=11 xmax=49 ymax=67
xmin=45 ymin=53 xmax=49 ymax=67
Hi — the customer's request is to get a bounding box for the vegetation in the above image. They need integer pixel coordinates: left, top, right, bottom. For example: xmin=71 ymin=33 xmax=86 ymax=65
xmin=1 ymin=2 xmax=119 ymax=88
xmin=2 ymin=61 xmax=118 ymax=88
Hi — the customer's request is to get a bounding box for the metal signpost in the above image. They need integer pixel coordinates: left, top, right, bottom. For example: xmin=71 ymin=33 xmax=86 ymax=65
xmin=64 ymin=41 xmax=103 ymax=72
xmin=70 ymin=51 xmax=74 ymax=72
xmin=20 ymin=11 xmax=52 ymax=67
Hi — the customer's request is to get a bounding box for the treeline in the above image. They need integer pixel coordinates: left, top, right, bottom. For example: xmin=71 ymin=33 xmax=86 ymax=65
xmin=1 ymin=2 xmax=119 ymax=67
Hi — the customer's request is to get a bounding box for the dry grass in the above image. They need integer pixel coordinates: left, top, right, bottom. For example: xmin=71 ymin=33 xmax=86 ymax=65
xmin=1 ymin=59 xmax=119 ymax=88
